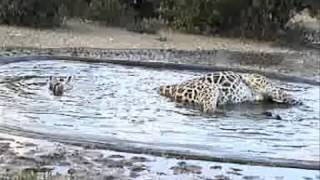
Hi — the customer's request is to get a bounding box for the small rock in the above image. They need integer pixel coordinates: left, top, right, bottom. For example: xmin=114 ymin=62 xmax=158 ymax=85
xmin=156 ymin=172 xmax=166 ymax=176
xmin=303 ymin=177 xmax=313 ymax=180
xmin=262 ymin=111 xmax=282 ymax=120
xmin=130 ymin=156 xmax=149 ymax=163
xmin=24 ymin=142 xmax=36 ymax=147
xmin=121 ymin=159 xmax=133 ymax=167
xmin=226 ymin=170 xmax=242 ymax=176
xmin=23 ymin=167 xmax=54 ymax=173
xmin=129 ymin=172 xmax=140 ymax=178
xmin=104 ymin=175 xmax=116 ymax=180
xmin=275 ymin=176 xmax=284 ymax=180
xmin=83 ymin=161 xmax=91 ymax=165
xmin=214 ymin=175 xmax=231 ymax=180
xmin=170 ymin=164 xmax=202 ymax=175
xmin=230 ymin=167 xmax=243 ymax=172
xmin=59 ymin=161 xmax=71 ymax=166
xmin=107 ymin=160 xmax=124 ymax=168
xmin=67 ymin=168 xmax=76 ymax=175
xmin=177 ymin=161 xmax=187 ymax=166
xmin=275 ymin=114 xmax=282 ymax=120
xmin=0 ymin=138 xmax=14 ymax=141
xmin=157 ymin=36 xmax=167 ymax=42
xmin=262 ymin=111 xmax=273 ymax=117
xmin=108 ymin=154 xmax=125 ymax=159
xmin=0 ymin=143 xmax=10 ymax=154
xmin=243 ymin=175 xmax=262 ymax=180
xmin=210 ymin=165 xmax=222 ymax=169
xmin=131 ymin=165 xmax=147 ymax=172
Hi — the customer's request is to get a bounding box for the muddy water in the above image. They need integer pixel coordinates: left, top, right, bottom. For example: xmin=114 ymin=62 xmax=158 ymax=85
xmin=0 ymin=60 xmax=318 ymax=164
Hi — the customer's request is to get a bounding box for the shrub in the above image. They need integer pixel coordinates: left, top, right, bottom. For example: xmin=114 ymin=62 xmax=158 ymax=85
xmin=159 ymin=0 xmax=319 ymax=39
xmin=63 ymin=0 xmax=91 ymax=18
xmin=0 ymin=0 xmax=318 ymax=40
xmin=88 ymin=0 xmax=127 ymax=26
xmin=126 ymin=18 xmax=164 ymax=34
xmin=0 ymin=0 xmax=65 ymax=28
xmin=158 ymin=0 xmax=246 ymax=34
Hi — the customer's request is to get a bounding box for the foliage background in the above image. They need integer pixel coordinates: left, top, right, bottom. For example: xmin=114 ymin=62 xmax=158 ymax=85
xmin=0 ymin=0 xmax=319 ymax=39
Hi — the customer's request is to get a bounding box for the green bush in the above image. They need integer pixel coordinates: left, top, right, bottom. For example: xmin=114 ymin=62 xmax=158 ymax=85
xmin=63 ymin=0 xmax=91 ymax=18
xmin=159 ymin=0 xmax=248 ymax=34
xmin=0 ymin=0 xmax=65 ymax=28
xmin=158 ymin=0 xmax=308 ymax=39
xmin=0 ymin=0 xmax=318 ymax=40
xmin=88 ymin=0 xmax=127 ymax=26
xmin=159 ymin=0 xmax=208 ymax=32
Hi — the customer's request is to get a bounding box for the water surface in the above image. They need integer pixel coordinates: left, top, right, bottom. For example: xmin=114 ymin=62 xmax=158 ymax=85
xmin=0 ymin=60 xmax=318 ymax=163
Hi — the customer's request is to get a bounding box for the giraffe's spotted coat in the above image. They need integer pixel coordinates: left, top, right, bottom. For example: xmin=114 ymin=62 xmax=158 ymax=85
xmin=160 ymin=71 xmax=301 ymax=113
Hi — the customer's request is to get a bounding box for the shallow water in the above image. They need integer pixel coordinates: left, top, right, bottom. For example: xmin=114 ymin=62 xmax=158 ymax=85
xmin=0 ymin=60 xmax=319 ymax=163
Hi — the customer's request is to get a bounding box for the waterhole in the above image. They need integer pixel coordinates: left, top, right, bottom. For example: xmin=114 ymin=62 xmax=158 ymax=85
xmin=0 ymin=60 xmax=318 ymax=165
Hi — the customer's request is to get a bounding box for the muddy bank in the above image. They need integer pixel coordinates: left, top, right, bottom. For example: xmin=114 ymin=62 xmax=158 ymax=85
xmin=0 ymin=133 xmax=319 ymax=180
xmin=0 ymin=47 xmax=319 ymax=86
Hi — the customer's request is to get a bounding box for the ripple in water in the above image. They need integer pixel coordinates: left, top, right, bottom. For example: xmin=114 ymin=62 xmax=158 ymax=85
xmin=0 ymin=60 xmax=318 ymax=162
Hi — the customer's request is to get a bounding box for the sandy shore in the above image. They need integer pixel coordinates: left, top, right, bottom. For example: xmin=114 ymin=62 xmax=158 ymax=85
xmin=0 ymin=19 xmax=295 ymax=53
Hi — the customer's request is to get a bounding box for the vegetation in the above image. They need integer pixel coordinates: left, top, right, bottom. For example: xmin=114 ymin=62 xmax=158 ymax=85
xmin=0 ymin=0 xmax=319 ymax=38
xmin=159 ymin=0 xmax=319 ymax=39
xmin=0 ymin=0 xmax=65 ymax=28
xmin=87 ymin=0 xmax=127 ymax=26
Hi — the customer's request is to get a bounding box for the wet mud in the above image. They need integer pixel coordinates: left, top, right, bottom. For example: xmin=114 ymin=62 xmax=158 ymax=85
xmin=0 ymin=133 xmax=319 ymax=180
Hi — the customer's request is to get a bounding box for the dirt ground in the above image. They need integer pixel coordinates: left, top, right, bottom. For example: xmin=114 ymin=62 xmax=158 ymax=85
xmin=0 ymin=19 xmax=295 ymax=53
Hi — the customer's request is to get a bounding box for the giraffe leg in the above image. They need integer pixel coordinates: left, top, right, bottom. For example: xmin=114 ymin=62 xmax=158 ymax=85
xmin=48 ymin=76 xmax=58 ymax=91
xmin=198 ymin=84 xmax=220 ymax=113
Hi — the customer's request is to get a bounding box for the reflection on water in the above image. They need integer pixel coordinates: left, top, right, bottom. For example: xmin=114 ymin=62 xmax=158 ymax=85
xmin=0 ymin=60 xmax=319 ymax=162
